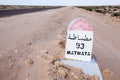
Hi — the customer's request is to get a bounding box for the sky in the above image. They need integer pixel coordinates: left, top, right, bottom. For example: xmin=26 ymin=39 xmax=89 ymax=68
xmin=0 ymin=0 xmax=120 ymax=6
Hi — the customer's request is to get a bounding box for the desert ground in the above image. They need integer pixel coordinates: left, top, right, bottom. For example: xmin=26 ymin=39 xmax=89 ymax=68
xmin=0 ymin=7 xmax=120 ymax=80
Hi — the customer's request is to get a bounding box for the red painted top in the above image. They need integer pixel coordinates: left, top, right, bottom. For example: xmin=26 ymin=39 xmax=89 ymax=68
xmin=68 ymin=18 xmax=93 ymax=31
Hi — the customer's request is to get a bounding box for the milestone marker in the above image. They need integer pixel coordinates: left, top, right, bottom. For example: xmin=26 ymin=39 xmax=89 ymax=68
xmin=63 ymin=18 xmax=103 ymax=80
xmin=65 ymin=18 xmax=93 ymax=61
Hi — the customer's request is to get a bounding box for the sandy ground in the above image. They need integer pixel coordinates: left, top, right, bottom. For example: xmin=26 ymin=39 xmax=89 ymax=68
xmin=0 ymin=7 xmax=120 ymax=80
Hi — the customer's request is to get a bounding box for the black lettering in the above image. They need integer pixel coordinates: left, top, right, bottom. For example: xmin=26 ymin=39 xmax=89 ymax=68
xmin=74 ymin=51 xmax=77 ymax=55
xmin=76 ymin=43 xmax=84 ymax=49
xmin=81 ymin=52 xmax=84 ymax=55
xmin=71 ymin=51 xmax=74 ymax=55
xmin=67 ymin=51 xmax=91 ymax=56
xmin=67 ymin=51 xmax=71 ymax=54
xmin=77 ymin=51 xmax=81 ymax=55
xmin=80 ymin=43 xmax=84 ymax=49
xmin=85 ymin=52 xmax=87 ymax=55
xmin=87 ymin=52 xmax=90 ymax=56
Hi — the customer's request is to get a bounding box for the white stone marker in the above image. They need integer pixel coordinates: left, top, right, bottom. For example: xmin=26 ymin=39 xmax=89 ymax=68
xmin=62 ymin=18 xmax=103 ymax=80
xmin=65 ymin=18 xmax=93 ymax=61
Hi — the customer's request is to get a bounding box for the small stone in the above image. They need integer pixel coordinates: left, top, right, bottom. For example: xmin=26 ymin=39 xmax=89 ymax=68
xmin=36 ymin=55 xmax=41 ymax=58
xmin=7 ymin=55 xmax=11 ymax=58
xmin=82 ymin=74 xmax=90 ymax=79
xmin=70 ymin=72 xmax=79 ymax=80
xmin=41 ymin=54 xmax=48 ymax=59
xmin=79 ymin=69 xmax=83 ymax=74
xmin=8 ymin=63 xmax=13 ymax=69
xmin=58 ymin=67 xmax=68 ymax=78
xmin=24 ymin=58 xmax=33 ymax=66
xmin=26 ymin=74 xmax=30 ymax=77
xmin=12 ymin=74 xmax=17 ymax=78
xmin=58 ymin=40 xmax=65 ymax=48
xmin=9 ymin=63 xmax=13 ymax=66
xmin=0 ymin=54 xmax=4 ymax=59
xmin=102 ymin=69 xmax=113 ymax=76
xmin=92 ymin=75 xmax=100 ymax=80
xmin=42 ymin=50 xmax=49 ymax=54
xmin=82 ymin=74 xmax=92 ymax=80
xmin=29 ymin=49 xmax=33 ymax=52
xmin=14 ymin=65 xmax=18 ymax=68
xmin=54 ymin=61 xmax=63 ymax=68
xmin=50 ymin=56 xmax=58 ymax=64
xmin=47 ymin=71 xmax=51 ymax=76
xmin=27 ymin=41 xmax=32 ymax=45
xmin=14 ymin=50 xmax=19 ymax=53
xmin=12 ymin=58 xmax=16 ymax=61
xmin=26 ymin=78 xmax=29 ymax=80
xmin=57 ymin=34 xmax=64 ymax=40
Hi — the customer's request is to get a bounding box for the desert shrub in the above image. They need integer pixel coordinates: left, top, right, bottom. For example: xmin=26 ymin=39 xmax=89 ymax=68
xmin=95 ymin=9 xmax=102 ymax=13
xmin=111 ymin=12 xmax=120 ymax=17
xmin=114 ymin=6 xmax=120 ymax=9
xmin=94 ymin=9 xmax=106 ymax=14
xmin=113 ymin=8 xmax=117 ymax=11
xmin=84 ymin=7 xmax=93 ymax=11
xmin=79 ymin=7 xmax=93 ymax=11
xmin=0 ymin=5 xmax=9 ymax=10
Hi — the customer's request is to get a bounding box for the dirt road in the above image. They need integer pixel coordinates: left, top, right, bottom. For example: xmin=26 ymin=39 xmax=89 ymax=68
xmin=0 ymin=7 xmax=120 ymax=80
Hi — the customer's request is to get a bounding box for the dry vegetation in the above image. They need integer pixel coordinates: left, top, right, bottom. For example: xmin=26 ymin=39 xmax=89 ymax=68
xmin=78 ymin=6 xmax=120 ymax=18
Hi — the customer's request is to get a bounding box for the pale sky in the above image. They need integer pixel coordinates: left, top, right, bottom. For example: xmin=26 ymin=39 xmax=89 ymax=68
xmin=0 ymin=0 xmax=120 ymax=6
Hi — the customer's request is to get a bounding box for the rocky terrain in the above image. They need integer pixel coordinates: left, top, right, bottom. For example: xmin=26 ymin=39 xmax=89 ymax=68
xmin=0 ymin=7 xmax=120 ymax=80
